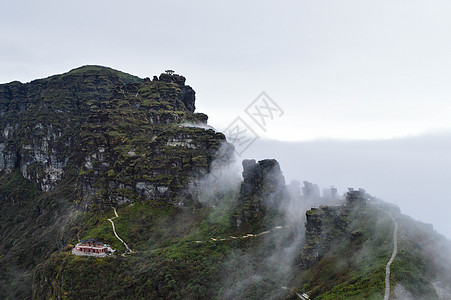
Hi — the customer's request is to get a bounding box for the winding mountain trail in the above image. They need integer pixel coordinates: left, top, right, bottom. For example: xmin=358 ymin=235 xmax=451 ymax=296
xmin=107 ymin=215 xmax=306 ymax=297
xmin=382 ymin=209 xmax=399 ymax=300
xmin=280 ymin=286 xmax=310 ymax=299
xmin=297 ymin=292 xmax=309 ymax=300
xmin=103 ymin=203 xmax=396 ymax=299
xmin=108 ymin=207 xmax=133 ymax=255
xmin=192 ymin=225 xmax=291 ymax=244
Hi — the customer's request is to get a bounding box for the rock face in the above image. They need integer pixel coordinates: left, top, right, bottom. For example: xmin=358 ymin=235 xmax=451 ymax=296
xmin=3 ymin=67 xmax=451 ymax=300
xmin=302 ymin=181 xmax=320 ymax=200
xmin=0 ymin=66 xmax=231 ymax=208
xmin=0 ymin=65 xmax=128 ymax=191
xmin=300 ymin=205 xmax=349 ymax=268
xmin=300 ymin=189 xmax=368 ymax=267
xmin=157 ymin=73 xmax=195 ymax=112
xmin=346 ymin=188 xmax=367 ymax=207
xmin=231 ymin=159 xmax=287 ymax=228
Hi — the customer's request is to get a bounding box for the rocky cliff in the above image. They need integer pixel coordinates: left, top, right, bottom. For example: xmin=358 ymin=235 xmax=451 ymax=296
xmin=1 ymin=66 xmax=451 ymax=300
xmin=298 ymin=190 xmax=451 ymax=299
xmin=300 ymin=189 xmax=368 ymax=268
xmin=230 ymin=159 xmax=288 ymax=229
xmin=0 ymin=66 xmax=231 ymax=209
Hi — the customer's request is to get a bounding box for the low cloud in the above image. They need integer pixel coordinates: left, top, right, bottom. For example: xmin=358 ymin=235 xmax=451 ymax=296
xmin=242 ymin=131 xmax=451 ymax=239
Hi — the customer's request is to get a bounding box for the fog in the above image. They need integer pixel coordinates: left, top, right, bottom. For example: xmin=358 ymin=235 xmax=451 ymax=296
xmin=241 ymin=132 xmax=451 ymax=239
xmin=3 ymin=1 xmax=451 ymax=143
xmin=2 ymin=1 xmax=450 ymax=241
xmin=188 ymin=145 xmax=346 ymax=298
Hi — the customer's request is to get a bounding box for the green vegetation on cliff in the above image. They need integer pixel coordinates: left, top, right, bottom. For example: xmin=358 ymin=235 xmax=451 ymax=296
xmin=1 ymin=66 xmax=450 ymax=300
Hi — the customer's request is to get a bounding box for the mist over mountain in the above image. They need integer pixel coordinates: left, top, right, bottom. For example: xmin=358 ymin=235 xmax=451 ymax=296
xmin=243 ymin=135 xmax=451 ymax=240
xmin=0 ymin=67 xmax=450 ymax=300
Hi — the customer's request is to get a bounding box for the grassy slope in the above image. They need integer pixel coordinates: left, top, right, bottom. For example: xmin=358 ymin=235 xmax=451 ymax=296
xmin=295 ymin=201 xmax=450 ymax=300
xmin=298 ymin=204 xmax=390 ymax=299
xmin=33 ymin=192 xmax=238 ymax=299
xmin=2 ymin=169 xmax=450 ymax=300
xmin=32 ymin=187 xmax=305 ymax=300
xmin=2 ymin=67 xmax=451 ymax=299
xmin=0 ymin=171 xmax=80 ymax=299
xmin=0 ymin=65 xmax=229 ymax=299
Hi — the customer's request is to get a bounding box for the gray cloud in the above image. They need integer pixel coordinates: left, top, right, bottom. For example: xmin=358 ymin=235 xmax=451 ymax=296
xmin=2 ymin=0 xmax=451 ymax=239
xmin=3 ymin=1 xmax=451 ymax=142
xmin=241 ymin=132 xmax=451 ymax=239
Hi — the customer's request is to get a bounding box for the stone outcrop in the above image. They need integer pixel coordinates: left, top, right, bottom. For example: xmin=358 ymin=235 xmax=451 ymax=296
xmin=300 ymin=205 xmax=349 ymax=268
xmin=287 ymin=180 xmax=302 ymax=201
xmin=157 ymin=73 xmax=196 ymax=112
xmin=346 ymin=188 xmax=367 ymax=207
xmin=300 ymin=189 xmax=368 ymax=267
xmin=0 ymin=66 xmax=231 ymax=207
xmin=302 ymin=181 xmax=320 ymax=200
xmin=231 ymin=159 xmax=287 ymax=228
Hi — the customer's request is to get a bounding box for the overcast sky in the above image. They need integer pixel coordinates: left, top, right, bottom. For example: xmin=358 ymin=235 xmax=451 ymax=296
xmin=243 ymin=134 xmax=451 ymax=239
xmin=1 ymin=1 xmax=451 ymax=237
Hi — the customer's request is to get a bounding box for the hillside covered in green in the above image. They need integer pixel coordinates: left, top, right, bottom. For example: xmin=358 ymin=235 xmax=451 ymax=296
xmin=0 ymin=66 xmax=450 ymax=300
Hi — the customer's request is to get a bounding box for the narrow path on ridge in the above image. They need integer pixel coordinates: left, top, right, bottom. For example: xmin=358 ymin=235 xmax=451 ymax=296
xmin=382 ymin=209 xmax=399 ymax=300
xmin=192 ymin=225 xmax=292 ymax=244
xmin=108 ymin=207 xmax=133 ymax=255
xmin=105 ymin=202 xmax=395 ymax=300
xmin=107 ymin=211 xmax=310 ymax=297
xmin=280 ymin=286 xmax=310 ymax=299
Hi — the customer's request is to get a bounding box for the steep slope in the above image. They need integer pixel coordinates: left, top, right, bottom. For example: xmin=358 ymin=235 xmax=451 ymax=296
xmin=31 ymin=158 xmax=303 ymax=300
xmin=0 ymin=66 xmax=231 ymax=299
xmin=0 ymin=67 xmax=450 ymax=300
xmin=295 ymin=191 xmax=451 ymax=299
xmin=0 ymin=169 xmax=78 ymax=299
xmin=0 ymin=66 xmax=229 ymax=207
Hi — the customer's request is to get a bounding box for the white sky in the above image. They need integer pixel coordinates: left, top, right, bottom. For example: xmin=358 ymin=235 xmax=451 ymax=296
xmin=2 ymin=1 xmax=451 ymax=141
xmin=2 ymin=1 xmax=451 ymax=236
xmin=243 ymin=135 xmax=451 ymax=239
